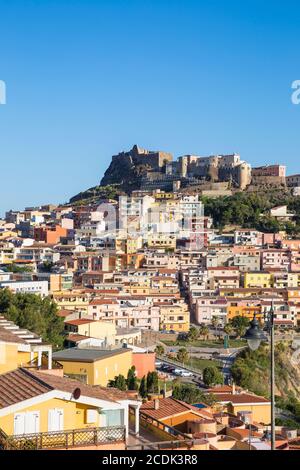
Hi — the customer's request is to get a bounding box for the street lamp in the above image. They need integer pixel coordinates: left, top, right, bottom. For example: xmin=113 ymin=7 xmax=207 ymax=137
xmin=242 ymin=306 xmax=275 ymax=451
xmin=243 ymin=314 xmax=268 ymax=351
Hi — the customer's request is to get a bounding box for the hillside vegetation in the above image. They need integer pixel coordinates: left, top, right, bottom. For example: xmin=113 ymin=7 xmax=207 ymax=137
xmin=231 ymin=342 xmax=300 ymax=400
xmin=202 ymin=190 xmax=300 ymax=234
xmin=69 ymin=184 xmax=123 ymax=205
xmin=0 ymin=289 xmax=64 ymax=349
xmin=69 ymin=183 xmax=300 ymax=235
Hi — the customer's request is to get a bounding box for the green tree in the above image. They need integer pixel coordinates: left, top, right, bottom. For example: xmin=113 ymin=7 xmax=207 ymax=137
xmin=127 ymin=366 xmax=138 ymax=391
xmin=230 ymin=316 xmax=250 ymax=339
xmin=155 ymin=344 xmax=165 ymax=356
xmin=224 ymin=323 xmax=234 ymax=337
xmin=139 ymin=376 xmax=148 ymax=399
xmin=108 ymin=374 xmax=127 ymax=391
xmin=211 ymin=316 xmax=221 ymax=339
xmin=177 ymin=348 xmax=189 ymax=364
xmin=203 ymin=366 xmax=223 ymax=387
xmin=172 ymin=383 xmax=204 ymax=404
xmin=146 ymin=371 xmax=159 ymax=394
xmin=0 ymin=289 xmax=64 ymax=349
xmin=187 ymin=326 xmax=199 ymax=342
xmin=5 ymin=264 xmax=33 ymax=273
xmin=199 ymin=325 xmax=209 ymax=340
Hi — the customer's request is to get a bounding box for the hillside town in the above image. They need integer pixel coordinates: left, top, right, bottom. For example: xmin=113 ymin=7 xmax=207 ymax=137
xmin=1 ymin=148 xmax=300 ymax=451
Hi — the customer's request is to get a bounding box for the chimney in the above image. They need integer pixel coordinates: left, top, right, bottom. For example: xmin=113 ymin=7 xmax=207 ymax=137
xmin=154 ymin=399 xmax=160 ymax=410
xmin=232 ymin=382 xmax=236 ymax=395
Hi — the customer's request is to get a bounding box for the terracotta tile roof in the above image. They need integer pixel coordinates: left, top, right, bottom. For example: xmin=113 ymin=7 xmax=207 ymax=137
xmin=57 ymin=309 xmax=74 ymax=318
xmin=0 ymin=369 xmax=51 ymax=408
xmin=89 ymin=299 xmax=118 ymax=305
xmin=29 ymin=369 xmax=133 ymax=402
xmin=64 ymin=319 xmax=97 ymax=325
xmin=140 ymin=397 xmax=213 ymax=421
xmin=0 ymin=368 xmax=135 ymax=410
xmin=230 ymin=428 xmax=263 ymax=439
xmin=213 ymin=393 xmax=270 ymax=404
xmin=206 ymin=385 xmax=236 ymax=394
xmin=65 ymin=334 xmax=91 ymax=343
xmin=0 ymin=328 xmax=25 ymax=344
xmin=208 ymin=267 xmax=238 ymax=271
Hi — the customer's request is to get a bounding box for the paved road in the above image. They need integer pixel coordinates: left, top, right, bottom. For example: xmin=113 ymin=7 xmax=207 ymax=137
xmin=162 ymin=345 xmax=245 ymax=385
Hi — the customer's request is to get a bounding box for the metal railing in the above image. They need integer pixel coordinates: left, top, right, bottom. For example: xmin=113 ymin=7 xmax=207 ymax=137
xmin=127 ymin=438 xmax=207 ymax=450
xmin=0 ymin=426 xmax=126 ymax=450
xmin=138 ymin=411 xmax=189 ymax=440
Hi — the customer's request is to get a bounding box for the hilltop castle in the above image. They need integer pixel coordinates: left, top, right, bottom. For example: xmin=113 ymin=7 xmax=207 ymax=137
xmin=100 ymin=145 xmax=286 ymax=193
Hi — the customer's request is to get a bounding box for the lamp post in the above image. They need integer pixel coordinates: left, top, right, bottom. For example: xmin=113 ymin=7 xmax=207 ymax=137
xmin=242 ymin=306 xmax=275 ymax=450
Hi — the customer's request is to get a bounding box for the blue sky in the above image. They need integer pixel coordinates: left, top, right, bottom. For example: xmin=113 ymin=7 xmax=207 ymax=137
xmin=0 ymin=0 xmax=299 ymax=215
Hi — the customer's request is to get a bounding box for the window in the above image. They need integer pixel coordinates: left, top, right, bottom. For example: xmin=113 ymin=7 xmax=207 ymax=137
xmin=101 ymin=409 xmax=124 ymax=427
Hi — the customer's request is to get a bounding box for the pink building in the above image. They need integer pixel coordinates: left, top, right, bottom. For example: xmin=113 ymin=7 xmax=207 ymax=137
xmin=261 ymin=249 xmax=291 ymax=270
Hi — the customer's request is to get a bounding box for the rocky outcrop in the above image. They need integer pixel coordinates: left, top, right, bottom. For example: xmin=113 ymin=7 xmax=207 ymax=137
xmin=100 ymin=144 xmax=173 ymax=190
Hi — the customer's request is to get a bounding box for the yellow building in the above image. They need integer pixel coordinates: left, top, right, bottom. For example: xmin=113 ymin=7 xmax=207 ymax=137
xmin=147 ymin=234 xmax=176 ymax=250
xmin=0 ymin=230 xmax=18 ymax=240
xmin=52 ymin=347 xmax=133 ymax=386
xmin=0 ymin=368 xmax=141 ymax=449
xmin=0 ymin=316 xmax=52 ymax=374
xmin=244 ymin=272 xmax=272 ymax=289
xmin=53 ymin=290 xmax=91 ymax=313
xmin=159 ymin=302 xmax=190 ymax=332
xmin=64 ymin=319 xmax=116 ymax=339
xmin=64 ymin=319 xmax=116 ymax=346
xmin=213 ymin=393 xmax=271 ymax=425
xmin=227 ymin=305 xmax=262 ymax=321
xmin=0 ymin=245 xmax=15 ymax=265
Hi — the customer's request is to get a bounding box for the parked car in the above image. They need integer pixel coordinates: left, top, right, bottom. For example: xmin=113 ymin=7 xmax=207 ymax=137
xmin=155 ymin=361 xmax=162 ymax=368
xmin=179 ymin=371 xmax=194 ymax=378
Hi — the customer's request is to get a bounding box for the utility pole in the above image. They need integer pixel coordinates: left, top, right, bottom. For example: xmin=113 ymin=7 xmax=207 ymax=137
xmin=270 ymin=303 xmax=275 ymax=451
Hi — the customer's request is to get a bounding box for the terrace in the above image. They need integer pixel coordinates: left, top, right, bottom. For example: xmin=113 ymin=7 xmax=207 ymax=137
xmin=0 ymin=425 xmax=126 ymax=450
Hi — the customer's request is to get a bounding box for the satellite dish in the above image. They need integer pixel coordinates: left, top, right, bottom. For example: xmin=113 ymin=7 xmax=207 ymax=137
xmin=73 ymin=388 xmax=81 ymax=400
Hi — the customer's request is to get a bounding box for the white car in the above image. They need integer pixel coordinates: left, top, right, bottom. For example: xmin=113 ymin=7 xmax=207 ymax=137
xmin=178 ymin=370 xmax=194 ymax=377
xmin=155 ymin=361 xmax=162 ymax=368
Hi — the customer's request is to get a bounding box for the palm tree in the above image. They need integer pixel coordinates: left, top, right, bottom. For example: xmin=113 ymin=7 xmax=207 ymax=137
xmin=235 ymin=324 xmax=247 ymax=339
xmin=211 ymin=316 xmax=220 ymax=339
xmin=188 ymin=326 xmax=199 ymax=342
xmin=177 ymin=348 xmax=190 ymax=365
xmin=199 ymin=325 xmax=209 ymax=341
xmin=155 ymin=344 xmax=165 ymax=356
xmin=224 ymin=323 xmax=234 ymax=337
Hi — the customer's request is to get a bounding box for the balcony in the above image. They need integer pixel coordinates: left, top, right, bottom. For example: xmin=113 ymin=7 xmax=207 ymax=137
xmin=0 ymin=426 xmax=126 ymax=450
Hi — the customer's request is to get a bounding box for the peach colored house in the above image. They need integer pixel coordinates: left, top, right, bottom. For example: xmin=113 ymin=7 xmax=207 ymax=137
xmin=132 ymin=352 xmax=155 ymax=379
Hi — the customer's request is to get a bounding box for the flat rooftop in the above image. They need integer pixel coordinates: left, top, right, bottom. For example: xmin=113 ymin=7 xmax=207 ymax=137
xmin=53 ymin=347 xmax=130 ymax=363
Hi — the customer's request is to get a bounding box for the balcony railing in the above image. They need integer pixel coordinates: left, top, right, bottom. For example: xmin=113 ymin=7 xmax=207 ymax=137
xmin=0 ymin=426 xmax=126 ymax=450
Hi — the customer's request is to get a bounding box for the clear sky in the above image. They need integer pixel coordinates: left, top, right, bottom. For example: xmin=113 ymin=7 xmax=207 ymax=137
xmin=0 ymin=0 xmax=299 ymax=215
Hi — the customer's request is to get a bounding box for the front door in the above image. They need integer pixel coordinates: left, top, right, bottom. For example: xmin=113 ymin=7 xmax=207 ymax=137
xmin=48 ymin=408 xmax=64 ymax=432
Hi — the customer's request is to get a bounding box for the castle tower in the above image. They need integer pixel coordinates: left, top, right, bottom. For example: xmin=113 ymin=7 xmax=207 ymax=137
xmin=238 ymin=162 xmax=251 ymax=190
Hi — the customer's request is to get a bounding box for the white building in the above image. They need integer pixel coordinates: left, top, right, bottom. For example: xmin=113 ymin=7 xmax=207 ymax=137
xmin=0 ymin=280 xmax=49 ymax=297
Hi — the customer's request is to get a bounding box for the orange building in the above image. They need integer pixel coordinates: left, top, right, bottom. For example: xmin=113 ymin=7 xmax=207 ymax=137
xmin=227 ymin=304 xmax=262 ymax=321
xmin=132 ymin=352 xmax=156 ymax=379
xmin=34 ymin=225 xmax=69 ymax=244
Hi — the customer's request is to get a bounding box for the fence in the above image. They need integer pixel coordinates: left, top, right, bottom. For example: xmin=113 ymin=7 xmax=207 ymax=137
xmin=0 ymin=426 xmax=126 ymax=450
